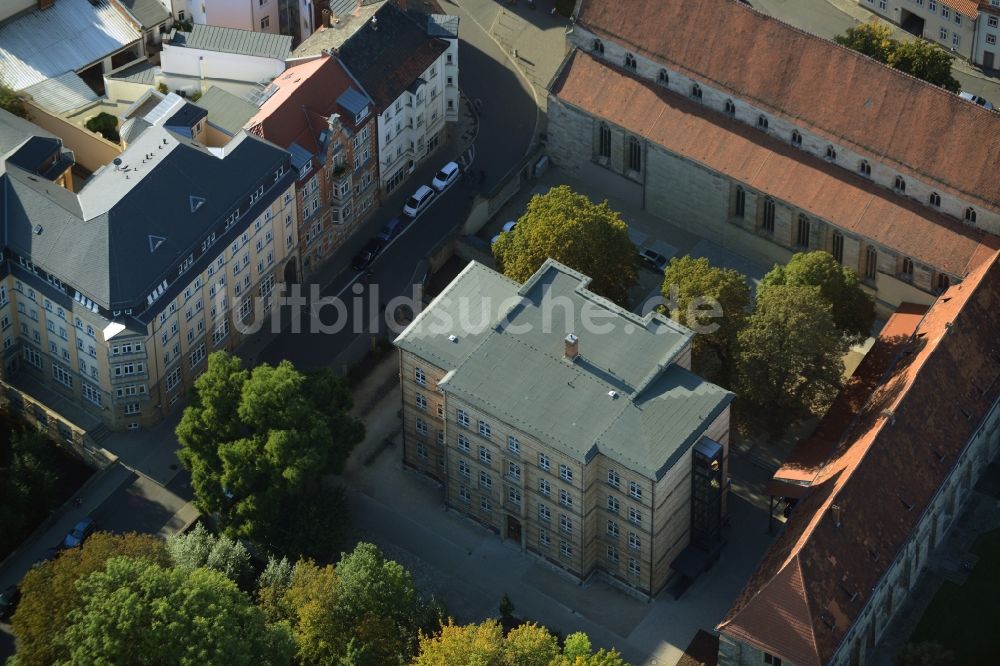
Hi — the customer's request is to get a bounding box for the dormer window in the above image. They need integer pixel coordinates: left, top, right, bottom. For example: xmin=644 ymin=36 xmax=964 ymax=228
xmin=894 ymin=176 xmax=906 ymax=193
xmin=657 ymin=69 xmax=669 ymax=86
xmin=691 ymin=83 xmax=702 ymax=100
xmin=859 ymin=160 xmax=871 ymax=177
xmin=929 ymin=192 xmax=941 ymax=207
xmin=965 ymin=207 xmax=977 ymax=224
xmin=791 ymin=130 xmax=802 ymax=147
xmin=826 ymin=145 xmax=837 ymax=160
xmin=624 ymin=53 xmax=637 ymax=70
xmin=725 ymin=99 xmax=736 ymax=115
xmin=355 ymin=106 xmax=369 ymax=124
xmin=593 ymin=38 xmax=604 ymax=54
xmin=757 ymin=114 xmax=769 ymax=130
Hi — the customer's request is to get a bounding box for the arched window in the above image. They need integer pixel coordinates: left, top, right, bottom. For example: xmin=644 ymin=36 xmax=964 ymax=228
xmin=597 ymin=123 xmax=611 ymax=159
xmin=624 ymin=53 xmax=637 ymax=70
xmin=859 ymin=160 xmax=871 ymax=177
xmin=734 ymin=185 xmax=746 ymax=219
xmin=937 ymin=273 xmax=951 ymax=292
xmin=657 ymin=69 xmax=669 ymax=86
xmin=929 ymin=192 xmax=941 ymax=207
xmin=791 ymin=130 xmax=802 ymax=147
xmin=826 ymin=145 xmax=837 ymax=160
xmin=592 ymin=39 xmax=604 ymax=54
xmin=831 ymin=231 xmax=844 ymax=263
xmin=901 ymin=257 xmax=914 ymax=279
xmin=627 ymin=136 xmax=642 ymax=172
xmin=761 ymin=197 xmax=775 ymax=233
xmin=894 ymin=176 xmax=906 ymax=193
xmin=724 ymin=99 xmax=736 ymax=115
xmin=757 ymin=115 xmax=769 ymax=130
xmin=965 ymin=207 xmax=977 ymax=224
xmin=691 ymin=83 xmax=702 ymax=100
xmin=865 ymin=245 xmax=878 ymax=280
xmin=796 ymin=214 xmax=810 ymax=247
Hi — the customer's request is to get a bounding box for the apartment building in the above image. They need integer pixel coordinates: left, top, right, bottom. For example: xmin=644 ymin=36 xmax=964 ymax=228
xmin=337 ymin=2 xmax=459 ymax=192
xmin=246 ymin=56 xmax=379 ymax=276
xmin=394 ymin=259 xmax=733 ymax=597
xmin=171 ymin=0 xmax=280 ymax=35
xmin=0 ymin=107 xmax=298 ymax=432
xmin=718 ymin=250 xmax=1000 ymax=666
xmin=550 ymin=0 xmax=1000 ymax=318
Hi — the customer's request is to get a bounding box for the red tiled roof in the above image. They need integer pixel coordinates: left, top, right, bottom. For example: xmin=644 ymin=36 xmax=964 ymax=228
xmin=947 ymin=0 xmax=981 ymax=18
xmin=550 ymin=51 xmax=1000 ymax=277
xmin=575 ymin=0 xmax=1000 ymax=212
xmin=718 ymin=251 xmax=1000 ymax=665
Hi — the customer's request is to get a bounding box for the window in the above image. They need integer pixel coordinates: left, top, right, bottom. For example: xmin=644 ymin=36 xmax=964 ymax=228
xmin=988 ymin=33 xmax=997 ymax=45
xmin=458 ymin=433 xmax=470 ymax=452
xmin=628 ymin=531 xmax=641 ymax=551
xmin=627 ymin=136 xmax=642 ymax=173
xmin=598 ymin=123 xmax=611 ymax=159
xmin=691 ymin=83 xmax=702 ymax=100
xmin=608 ymin=469 xmax=621 ymax=488
xmin=508 ymin=436 xmax=520 ymax=454
xmin=990 ymin=16 xmax=999 ymax=28
xmin=438 ymin=404 xmax=444 ymax=419
xmin=937 ymin=273 xmax=951 ymax=292
xmin=952 ymin=33 xmax=960 ymax=47
xmin=260 ymin=16 xmax=269 ymax=29
xmin=831 ymin=231 xmax=844 ymax=263
xmin=607 ymin=520 xmax=619 ymax=538
xmin=607 ymin=545 xmax=619 ymax=563
xmin=124 ymin=402 xmax=140 ymax=416
xmin=459 ymin=460 xmax=471 ymax=478
xmin=757 ymin=114 xmax=769 ymax=130
xmin=761 ymin=197 xmax=775 ymax=234
xmin=415 ymin=393 xmax=427 ymax=411
xmin=796 ymin=214 xmax=810 ymax=248
xmin=628 ymin=507 xmax=642 ymax=525
xmin=559 ymin=464 xmax=573 ymax=483
xmin=165 ymin=367 xmax=182 ymax=392
xmin=24 ymin=346 xmax=42 ymax=369
xmin=459 ymin=486 xmax=471 ymax=503
xmin=538 ymin=452 xmax=550 ymax=471
xmin=791 ymin=130 xmax=802 ymax=147
xmin=539 ymin=478 xmax=551 ymax=496
xmin=83 ymin=382 xmax=102 ymax=406
xmin=826 ymin=145 xmax=837 ymax=160
xmin=941 ymin=6 xmax=950 ymax=19
xmin=607 ymin=495 xmax=620 ymax=513
xmin=479 ymin=446 xmax=492 ymax=465
xmin=480 ymin=497 xmax=492 ymax=514
xmin=965 ymin=207 xmax=977 ymax=224
xmin=901 ymin=257 xmax=914 ymax=279
xmin=624 ymin=53 xmax=637 ymax=70
xmin=559 ymin=489 xmax=573 ymax=507
xmin=592 ymin=38 xmax=604 ymax=54
xmin=415 ymin=419 xmax=428 ymax=437
xmin=539 ymin=503 xmax=551 ymax=522
xmin=189 ymin=344 xmax=206 ymax=367
xmin=657 ymin=69 xmax=669 ymax=86
xmin=865 ymin=245 xmax=878 ymax=280
xmin=859 ymin=160 xmax=871 ymax=177
xmin=507 ymin=461 xmax=521 ymax=480
xmin=763 ymin=653 xmax=783 ymax=666
xmin=560 ymin=541 xmax=573 ymax=558
xmin=628 ymin=558 xmax=640 ymax=577
xmin=894 ymin=176 xmax=906 ymax=193
xmin=559 ymin=514 xmax=573 ymax=534
xmin=628 ymin=481 xmax=642 ymax=500
xmin=507 ymin=486 xmax=521 ymax=506
xmin=457 ymin=409 xmax=470 ymax=428
xmin=539 ymin=530 xmax=550 ymax=548
xmin=478 ymin=420 xmax=492 ymax=438
xmin=939 ymin=27 xmax=948 ymax=41
xmin=929 ymin=192 xmax=941 ymax=207
xmin=479 ymin=470 xmax=492 ymax=490
xmin=734 ymin=186 xmax=746 ymax=219
xmin=725 ymin=99 xmax=736 ymax=115
xmin=53 ymin=363 xmax=73 ymax=388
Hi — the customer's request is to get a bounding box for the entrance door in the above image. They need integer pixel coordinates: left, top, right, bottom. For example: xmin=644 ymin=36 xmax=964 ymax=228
xmin=985 ymin=51 xmax=996 ymax=70
xmin=506 ymin=516 xmax=521 ymax=542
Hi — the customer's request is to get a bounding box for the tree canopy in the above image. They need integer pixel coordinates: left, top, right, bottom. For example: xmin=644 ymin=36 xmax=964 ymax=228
xmin=0 ymin=83 xmax=26 ymax=118
xmin=662 ymin=255 xmax=751 ymax=386
xmin=735 ymin=284 xmax=848 ymax=433
xmin=833 ymin=21 xmax=959 ymax=91
xmin=166 ymin=522 xmax=253 ymax=588
xmin=56 ymin=557 xmax=295 ymax=665
xmin=759 ymin=251 xmax=875 ymax=343
xmin=1 ymin=429 xmax=59 ymax=557
xmin=176 ymin=352 xmax=364 ymax=559
xmin=10 ymin=532 xmax=169 ymax=666
xmin=492 ymin=185 xmax=637 ymax=305
xmin=833 ymin=21 xmax=896 ymax=62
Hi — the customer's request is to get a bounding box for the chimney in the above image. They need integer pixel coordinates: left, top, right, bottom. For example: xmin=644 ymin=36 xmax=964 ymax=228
xmin=564 ymin=333 xmax=578 ymax=360
xmin=322 ymin=8 xmax=331 ymax=27
xmin=38 ymin=0 xmax=54 ymax=10
xmin=355 ymin=0 xmax=361 ymax=11
xmin=327 ymin=113 xmax=342 ymax=132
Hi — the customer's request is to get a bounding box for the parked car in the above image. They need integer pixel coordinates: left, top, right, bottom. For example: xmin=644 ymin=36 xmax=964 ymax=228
xmin=63 ymin=517 xmax=95 ymax=549
xmin=431 ymin=161 xmax=460 ymax=192
xmin=0 ymin=585 xmax=20 ymax=621
xmin=639 ymin=248 xmax=669 ymax=272
xmin=959 ymin=91 xmax=994 ymax=110
xmin=376 ymin=217 xmax=404 ymax=242
xmin=352 ymin=239 xmax=384 ymax=271
xmin=403 ymin=185 xmax=436 ymax=218
xmin=502 ymin=220 xmax=517 ymax=233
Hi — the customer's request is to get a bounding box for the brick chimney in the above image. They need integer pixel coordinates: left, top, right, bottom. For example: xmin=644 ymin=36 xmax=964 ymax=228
xmin=322 ymin=8 xmax=331 ymax=27
xmin=564 ymin=333 xmax=578 ymax=360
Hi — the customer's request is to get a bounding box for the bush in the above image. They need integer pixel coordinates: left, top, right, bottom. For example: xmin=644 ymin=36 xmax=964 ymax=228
xmin=85 ymin=112 xmax=120 ymax=143
xmin=0 ymin=83 xmax=26 ymax=118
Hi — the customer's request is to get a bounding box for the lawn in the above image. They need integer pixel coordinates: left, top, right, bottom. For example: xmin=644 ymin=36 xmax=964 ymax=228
xmin=908 ymin=528 xmax=1000 ymax=664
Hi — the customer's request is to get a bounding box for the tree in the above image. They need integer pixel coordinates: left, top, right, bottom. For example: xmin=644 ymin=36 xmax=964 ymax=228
xmin=176 ymin=352 xmax=365 ymax=559
xmin=414 ymin=619 xmax=505 ymax=666
xmin=662 ymin=256 xmax=751 ymax=385
xmin=833 ymin=21 xmax=896 ymax=63
xmin=84 ymin=112 xmax=120 ymax=143
xmin=0 ymin=83 xmax=26 ymax=118
xmin=0 ymin=429 xmax=59 ymax=557
xmin=503 ymin=623 xmax=560 ymax=666
xmin=889 ymin=38 xmax=961 ymax=92
xmin=55 ymin=557 xmax=295 ymax=665
xmin=10 ymin=532 xmax=169 ymax=666
xmin=166 ymin=523 xmax=253 ymax=588
xmin=895 ymin=641 xmax=955 ymax=666
xmin=759 ymin=251 xmax=874 ymax=343
xmin=492 ymin=185 xmax=637 ymax=305
xmin=735 ymin=284 xmax=848 ymax=433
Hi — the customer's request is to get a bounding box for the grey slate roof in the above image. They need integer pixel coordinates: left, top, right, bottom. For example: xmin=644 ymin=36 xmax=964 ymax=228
xmin=427 ymin=14 xmax=459 ymax=39
xmin=113 ymin=0 xmax=170 ymax=28
xmin=292 ymin=1 xmax=385 ymax=57
xmin=106 ymin=60 xmax=157 ymax=85
xmin=395 ymin=260 xmax=733 ymax=479
xmin=193 ymin=86 xmax=258 ymax=136
xmin=22 ymin=72 xmax=100 ymax=114
xmin=0 ymin=110 xmax=60 ymax=175
xmin=168 ymin=24 xmax=292 ymax=60
xmin=0 ymin=0 xmax=141 ymax=91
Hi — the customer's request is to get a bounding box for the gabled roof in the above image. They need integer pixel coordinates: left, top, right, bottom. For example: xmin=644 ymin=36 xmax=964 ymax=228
xmin=337 ymin=3 xmax=449 ymax=111
xmin=575 ymin=0 xmax=1000 ymax=212
xmin=111 ymin=0 xmax=169 ymax=28
xmin=22 ymin=72 xmax=99 ymax=114
xmin=550 ymin=50 xmax=999 ymax=277
xmin=194 ymin=87 xmax=259 ymax=136
xmin=167 ymin=24 xmax=292 ymax=60
xmin=106 ymin=60 xmax=157 ymax=85
xmin=719 ymin=251 xmax=1000 ymax=666
xmin=291 ymin=1 xmax=386 ymax=57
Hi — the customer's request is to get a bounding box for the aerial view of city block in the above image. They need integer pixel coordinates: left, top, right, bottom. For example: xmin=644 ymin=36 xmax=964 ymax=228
xmin=1 ymin=0 xmax=998 ymax=664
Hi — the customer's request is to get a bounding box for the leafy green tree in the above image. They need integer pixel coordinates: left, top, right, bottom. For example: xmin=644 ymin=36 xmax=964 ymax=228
xmin=166 ymin=523 xmax=253 ymax=588
xmin=176 ymin=352 xmax=364 ymax=559
xmin=503 ymin=623 xmax=560 ymax=666
xmin=257 ymin=554 xmax=295 ymax=623
xmin=759 ymin=251 xmax=874 ymax=343
xmin=889 ymin=38 xmax=960 ymax=92
xmin=662 ymin=256 xmax=750 ymax=385
xmin=0 ymin=83 xmax=26 ymax=118
xmin=414 ymin=619 xmax=505 ymax=665
xmin=83 ymin=112 xmax=120 ymax=143
xmin=10 ymin=533 xmax=169 ymax=666
xmin=55 ymin=557 xmax=295 ymax=665
xmin=833 ymin=21 xmax=896 ymax=62
xmin=895 ymin=641 xmax=955 ymax=666
xmin=492 ymin=185 xmax=637 ymax=305
xmin=736 ymin=285 xmax=848 ymax=433
xmin=0 ymin=429 xmax=59 ymax=557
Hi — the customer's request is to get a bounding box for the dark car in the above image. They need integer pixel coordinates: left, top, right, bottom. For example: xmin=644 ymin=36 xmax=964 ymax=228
xmin=352 ymin=239 xmax=383 ymax=272
xmin=376 ymin=217 xmax=404 ymax=242
xmin=63 ymin=517 xmax=95 ymax=549
xmin=0 ymin=585 xmax=21 ymax=621
xmin=639 ymin=248 xmax=669 ymax=272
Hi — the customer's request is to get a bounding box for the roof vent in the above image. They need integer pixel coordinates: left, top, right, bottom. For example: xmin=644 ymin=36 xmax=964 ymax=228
xmin=113 ymin=157 xmax=122 ymax=169
xmin=608 ymin=390 xmax=618 ymax=399
xmin=33 ymin=224 xmax=42 ymax=235
xmin=448 ymin=334 xmax=458 ymax=343
xmin=564 ymin=333 xmax=578 ymax=360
